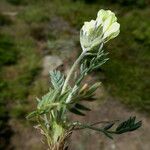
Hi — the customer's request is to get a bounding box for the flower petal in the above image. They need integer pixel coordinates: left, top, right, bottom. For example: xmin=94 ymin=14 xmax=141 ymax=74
xmin=103 ymin=22 xmax=120 ymax=42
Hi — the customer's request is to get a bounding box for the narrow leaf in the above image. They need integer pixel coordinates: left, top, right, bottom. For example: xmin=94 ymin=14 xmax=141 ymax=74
xmin=103 ymin=131 xmax=113 ymax=139
xmin=69 ymin=108 xmax=85 ymax=116
xmin=26 ymin=111 xmax=38 ymax=119
xmin=104 ymin=123 xmax=115 ymax=130
xmin=75 ymin=103 xmax=91 ymax=111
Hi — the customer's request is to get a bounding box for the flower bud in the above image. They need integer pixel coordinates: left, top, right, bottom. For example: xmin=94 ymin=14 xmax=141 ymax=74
xmin=80 ymin=9 xmax=120 ymax=51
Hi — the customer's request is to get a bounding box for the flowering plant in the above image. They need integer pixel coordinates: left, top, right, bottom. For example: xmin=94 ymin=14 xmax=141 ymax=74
xmin=27 ymin=9 xmax=141 ymax=150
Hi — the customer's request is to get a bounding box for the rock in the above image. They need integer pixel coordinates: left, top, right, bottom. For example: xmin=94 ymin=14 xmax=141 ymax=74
xmin=2 ymin=12 xmax=18 ymax=17
xmin=42 ymin=55 xmax=63 ymax=76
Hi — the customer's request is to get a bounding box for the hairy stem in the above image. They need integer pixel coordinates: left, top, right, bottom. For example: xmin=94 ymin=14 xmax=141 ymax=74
xmin=61 ymin=50 xmax=87 ymax=94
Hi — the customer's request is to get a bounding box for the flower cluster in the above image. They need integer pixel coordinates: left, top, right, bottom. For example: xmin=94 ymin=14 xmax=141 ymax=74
xmin=80 ymin=9 xmax=120 ymax=51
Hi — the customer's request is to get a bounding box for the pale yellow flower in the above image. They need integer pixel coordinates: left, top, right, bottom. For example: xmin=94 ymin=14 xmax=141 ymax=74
xmin=80 ymin=9 xmax=120 ymax=51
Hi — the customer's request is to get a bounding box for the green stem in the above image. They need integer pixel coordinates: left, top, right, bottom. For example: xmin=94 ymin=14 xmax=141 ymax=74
xmin=61 ymin=50 xmax=87 ymax=94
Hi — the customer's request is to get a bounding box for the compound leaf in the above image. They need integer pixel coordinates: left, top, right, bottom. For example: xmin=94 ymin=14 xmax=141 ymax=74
xmin=50 ymin=70 xmax=64 ymax=90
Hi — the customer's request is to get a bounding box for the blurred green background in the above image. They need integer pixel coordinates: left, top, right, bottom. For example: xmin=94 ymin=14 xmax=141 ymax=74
xmin=0 ymin=0 xmax=150 ymax=149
